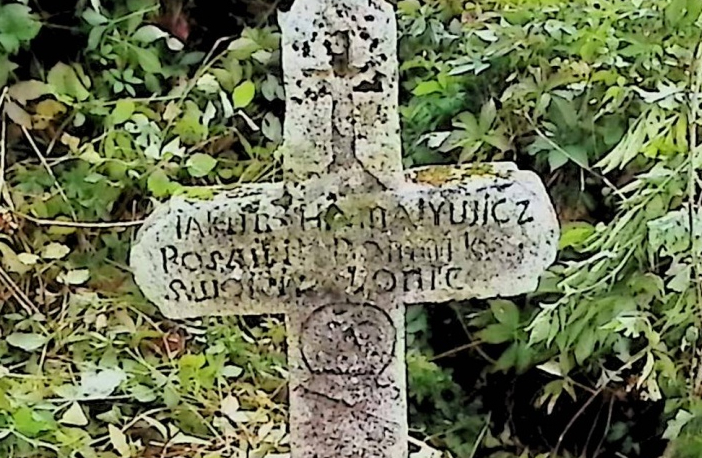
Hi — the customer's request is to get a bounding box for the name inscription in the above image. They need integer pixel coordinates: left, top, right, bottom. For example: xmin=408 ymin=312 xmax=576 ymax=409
xmin=156 ymin=190 xmax=535 ymax=303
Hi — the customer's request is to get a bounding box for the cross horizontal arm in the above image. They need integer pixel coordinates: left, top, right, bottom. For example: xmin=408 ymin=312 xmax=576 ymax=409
xmin=130 ymin=163 xmax=558 ymax=319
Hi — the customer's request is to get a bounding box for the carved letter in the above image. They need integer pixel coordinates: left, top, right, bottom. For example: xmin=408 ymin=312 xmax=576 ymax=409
xmin=205 ymin=251 xmax=225 ymax=272
xmin=369 ymin=206 xmax=387 ymax=229
xmin=466 ymin=200 xmax=480 ymax=226
xmin=221 ymin=278 xmax=243 ymax=297
xmin=428 ymin=201 xmax=445 ymax=226
xmin=254 ymin=214 xmax=271 ymax=234
xmin=167 ymin=279 xmax=190 ymax=301
xmin=403 ymin=269 xmax=423 ymax=292
xmin=517 ymin=200 xmax=534 ymax=225
xmin=449 ymin=201 xmax=466 ymax=225
xmin=226 ymin=248 xmax=243 ymax=270
xmin=181 ymin=252 xmax=202 ymax=271
xmin=175 ymin=215 xmax=183 ymax=240
xmin=482 ymin=194 xmax=490 ymax=226
xmin=193 ymin=280 xmax=219 ymax=302
xmin=491 ymin=198 xmax=510 ymax=224
xmin=185 ymin=216 xmax=205 ymax=238
xmin=373 ymin=269 xmax=397 ymax=292
xmin=446 ymin=267 xmax=464 ymax=290
xmin=362 ymin=240 xmax=384 ymax=262
xmin=160 ymin=245 xmax=178 ymax=273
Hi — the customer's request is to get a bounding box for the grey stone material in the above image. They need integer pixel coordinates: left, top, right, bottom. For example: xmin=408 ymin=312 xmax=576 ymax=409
xmin=129 ymin=0 xmax=560 ymax=456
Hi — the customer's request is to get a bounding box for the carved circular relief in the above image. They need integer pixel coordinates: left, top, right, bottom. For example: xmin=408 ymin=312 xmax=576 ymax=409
xmin=300 ymin=303 xmax=395 ymax=376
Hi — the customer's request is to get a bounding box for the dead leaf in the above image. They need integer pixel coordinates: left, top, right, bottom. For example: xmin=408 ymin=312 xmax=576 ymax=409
xmin=32 ymin=99 xmax=67 ymax=129
xmin=5 ymin=101 xmax=33 ymax=128
xmin=9 ymin=80 xmax=50 ymax=105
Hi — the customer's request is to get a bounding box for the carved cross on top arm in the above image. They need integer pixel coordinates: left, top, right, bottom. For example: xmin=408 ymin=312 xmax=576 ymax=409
xmin=278 ymin=0 xmax=402 ymax=188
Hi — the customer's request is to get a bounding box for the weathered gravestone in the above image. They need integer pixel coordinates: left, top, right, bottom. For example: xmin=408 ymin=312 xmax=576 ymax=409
xmin=130 ymin=0 xmax=559 ymax=456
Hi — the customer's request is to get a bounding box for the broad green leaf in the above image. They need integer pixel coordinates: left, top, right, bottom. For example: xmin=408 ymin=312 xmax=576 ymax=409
xmin=527 ymin=312 xmax=552 ymax=345
xmin=131 ymin=384 xmax=157 ymax=403
xmin=483 ymin=133 xmax=511 ymax=152
xmin=60 ymin=403 xmax=88 ymax=426
xmin=42 ymin=242 xmax=70 ymax=260
xmin=109 ymin=424 xmax=131 ymax=457
xmin=186 ymin=153 xmax=218 ymax=177
xmin=667 ymin=264 xmax=691 ymax=293
xmin=0 ymin=34 xmax=20 ymax=55
xmin=48 ymin=62 xmax=90 ymax=101
xmin=13 ymin=407 xmax=53 ymax=438
xmin=552 ymin=96 xmax=578 ymax=128
xmin=397 ymin=0 xmax=421 ymax=15
xmin=665 ymin=0 xmax=687 ymax=26
xmin=494 ymin=343 xmax=519 ymax=371
xmin=455 ymin=111 xmax=479 ymax=136
xmin=0 ymin=4 xmax=41 ymax=47
xmin=262 ymin=112 xmax=282 ymax=143
xmin=663 ymin=410 xmax=694 ymax=440
xmin=515 ymin=344 xmax=534 ymax=373
xmin=133 ymin=47 xmax=162 ymax=73
xmin=0 ymin=54 xmax=17 ymax=87
xmin=252 ymin=49 xmax=273 ymax=64
xmin=58 ymin=268 xmax=91 ymax=285
xmin=167 ymin=36 xmax=184 ymax=51
xmin=87 ymin=25 xmax=106 ymax=50
xmin=686 ymin=0 xmax=702 ymax=24
xmin=227 ymin=37 xmax=259 ymax=60
xmin=6 ymin=333 xmax=48 ymax=352
xmin=479 ymin=99 xmax=497 ymax=132
xmin=233 ymin=80 xmax=256 ymax=109
xmin=490 ymin=300 xmax=520 ymax=329
xmin=562 ymin=144 xmax=589 ymax=168
xmin=196 ymin=74 xmax=220 ymax=94
xmin=475 ymin=29 xmax=498 ymax=42
xmin=17 ymin=253 xmax=39 ymax=266
xmin=79 ymin=368 xmax=127 ymax=399
xmin=111 ymin=100 xmax=135 ymax=124
xmin=221 ymin=365 xmax=244 ymax=378
xmin=412 ymin=80 xmax=441 ymax=96
xmin=161 ymin=137 xmax=185 ymax=157
xmin=0 ymin=242 xmax=32 ymax=274
xmin=82 ymin=8 xmax=108 ymax=26
xmin=261 ymin=74 xmax=282 ymax=101
xmin=132 ymin=25 xmax=169 ymax=43
xmin=547 ymin=149 xmax=568 ymax=171
xmin=574 ymin=327 xmax=596 ymax=364
xmin=477 ymin=323 xmax=513 ymax=344
xmin=536 ymin=361 xmax=563 ymax=377
xmin=559 ymin=222 xmax=595 ymax=249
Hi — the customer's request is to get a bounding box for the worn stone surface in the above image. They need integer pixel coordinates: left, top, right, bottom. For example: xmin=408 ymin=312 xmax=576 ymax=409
xmin=279 ymin=0 xmax=401 ymax=189
xmin=129 ymin=0 xmax=559 ymax=457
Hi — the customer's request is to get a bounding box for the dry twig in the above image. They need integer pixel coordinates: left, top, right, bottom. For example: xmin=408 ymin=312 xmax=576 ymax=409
xmin=13 ymin=211 xmax=144 ymax=229
xmin=0 ymin=87 xmax=10 ymax=209
xmin=0 ymin=264 xmax=41 ymax=315
xmin=20 ymin=126 xmax=78 ymax=221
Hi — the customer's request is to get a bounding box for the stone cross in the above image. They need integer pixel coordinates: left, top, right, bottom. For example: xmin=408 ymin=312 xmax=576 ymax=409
xmin=129 ymin=0 xmax=559 ymax=456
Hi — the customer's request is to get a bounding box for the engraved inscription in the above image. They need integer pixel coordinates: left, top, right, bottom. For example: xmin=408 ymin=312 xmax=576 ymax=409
xmin=131 ymin=171 xmax=559 ymax=312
